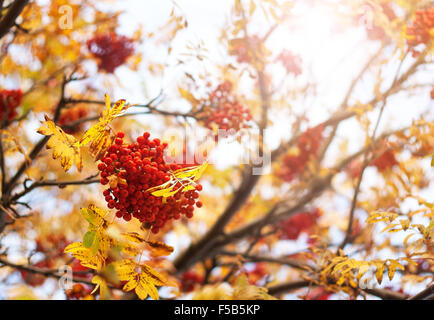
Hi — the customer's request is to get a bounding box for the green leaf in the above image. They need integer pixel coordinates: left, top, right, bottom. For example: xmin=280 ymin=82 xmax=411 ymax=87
xmin=83 ymin=231 xmax=97 ymax=248
xmin=81 ymin=207 xmax=105 ymax=226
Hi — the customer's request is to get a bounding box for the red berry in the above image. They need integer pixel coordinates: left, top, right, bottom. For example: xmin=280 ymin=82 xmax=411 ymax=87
xmin=98 ymin=131 xmax=204 ymax=234
xmin=87 ymin=33 xmax=135 ymax=73
xmin=277 ymin=125 xmax=324 ymax=183
xmin=0 ymin=89 xmax=23 ymax=122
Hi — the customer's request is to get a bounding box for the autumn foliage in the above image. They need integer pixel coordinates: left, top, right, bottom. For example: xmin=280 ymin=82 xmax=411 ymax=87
xmin=0 ymin=0 xmax=432 ymax=302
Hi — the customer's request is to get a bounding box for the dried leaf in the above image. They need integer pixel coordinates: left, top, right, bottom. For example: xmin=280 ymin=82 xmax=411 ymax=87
xmin=37 ymin=115 xmax=82 ymax=172
xmin=145 ymin=240 xmax=174 ymax=256
xmin=75 ymin=94 xmax=128 ymax=158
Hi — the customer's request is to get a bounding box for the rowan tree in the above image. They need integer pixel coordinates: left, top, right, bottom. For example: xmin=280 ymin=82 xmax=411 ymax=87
xmin=0 ymin=0 xmax=432 ymax=301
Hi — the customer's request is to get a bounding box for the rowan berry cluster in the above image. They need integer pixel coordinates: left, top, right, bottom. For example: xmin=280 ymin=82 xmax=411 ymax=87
xmin=70 ymin=258 xmax=91 ymax=276
xmin=66 ymin=283 xmax=94 ymax=300
xmin=230 ymin=35 xmax=261 ymax=64
xmin=247 ymin=263 xmax=268 ymax=285
xmin=278 ymin=208 xmax=321 ymax=240
xmin=0 ymin=89 xmax=23 ymax=122
xmin=58 ymin=106 xmax=88 ymax=134
xmin=406 ymin=7 xmax=434 ymax=56
xmin=180 ymin=271 xmax=204 ymax=292
xmin=19 ymin=260 xmax=53 ymax=287
xmin=87 ymin=33 xmax=134 ymax=73
xmin=98 ymin=131 xmax=203 ymax=234
xmin=20 ymin=234 xmax=71 ymax=286
xmin=276 ymin=50 xmax=302 ymax=77
xmin=277 ymin=125 xmax=324 ymax=182
xmin=35 ymin=233 xmax=70 ymax=257
xmin=361 ymin=3 xmax=396 ymax=41
xmin=198 ymin=80 xmax=252 ymax=134
xmin=371 ymin=149 xmax=398 ymax=172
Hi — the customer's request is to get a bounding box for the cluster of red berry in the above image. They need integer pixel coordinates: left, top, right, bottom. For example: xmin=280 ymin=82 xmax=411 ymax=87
xmin=179 ymin=271 xmax=204 ymax=292
xmin=66 ymin=283 xmax=94 ymax=300
xmin=278 ymin=208 xmax=321 ymax=240
xmin=58 ymin=106 xmax=88 ymax=134
xmin=87 ymin=33 xmax=134 ymax=73
xmin=35 ymin=233 xmax=70 ymax=256
xmin=247 ymin=262 xmax=268 ymax=285
xmin=357 ymin=2 xmax=396 ymax=41
xmin=98 ymin=131 xmax=203 ymax=234
xmin=276 ymin=50 xmax=303 ymax=77
xmin=406 ymin=7 xmax=434 ymax=56
xmin=277 ymin=125 xmax=324 ymax=182
xmin=230 ymin=35 xmax=261 ymax=64
xmin=19 ymin=234 xmax=70 ymax=287
xmin=19 ymin=260 xmax=53 ymax=287
xmin=197 ymin=80 xmax=252 ymax=135
xmin=0 ymin=89 xmax=23 ymax=122
xmin=371 ymin=149 xmax=398 ymax=172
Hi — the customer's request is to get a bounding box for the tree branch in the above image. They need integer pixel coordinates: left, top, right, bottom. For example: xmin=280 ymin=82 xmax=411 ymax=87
xmin=0 ymin=0 xmax=28 ymax=40
xmin=218 ymin=250 xmax=311 ymax=271
xmin=408 ymin=283 xmax=434 ymax=300
xmin=10 ymin=175 xmax=100 ymax=203
xmin=0 ymin=256 xmax=97 ymax=288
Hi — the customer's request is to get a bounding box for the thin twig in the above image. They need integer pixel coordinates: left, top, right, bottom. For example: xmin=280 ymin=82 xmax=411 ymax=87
xmin=408 ymin=283 xmax=434 ymax=300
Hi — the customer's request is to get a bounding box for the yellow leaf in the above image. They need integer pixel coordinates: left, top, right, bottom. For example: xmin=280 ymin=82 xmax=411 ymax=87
xmin=151 ymin=187 xmax=179 ymax=198
xmin=136 ymin=274 xmax=160 ymax=300
xmin=141 ymin=264 xmax=167 ymax=287
xmin=64 ymin=242 xmax=102 ymax=270
xmin=81 ymin=205 xmax=106 ymax=227
xmin=64 ymin=242 xmax=83 ymax=253
xmin=75 ymin=94 xmax=128 ymax=158
xmin=233 ymin=275 xmax=277 ymax=300
xmin=91 ymin=275 xmax=111 ymax=300
xmin=37 ymin=115 xmax=82 ymax=172
xmin=121 ymin=232 xmax=146 ymax=243
xmin=123 ymin=278 xmax=138 ymax=292
xmin=120 ymin=242 xmax=142 ymax=257
xmin=178 ymin=87 xmax=198 ymax=105
xmin=249 ymin=0 xmax=256 ymax=16
xmin=387 ymin=260 xmax=404 ymax=281
xmin=356 ymin=263 xmax=370 ymax=281
xmin=173 ymin=162 xmax=208 ymax=180
xmin=112 ymin=259 xmax=136 ymax=281
xmin=380 ymin=223 xmax=400 ymax=233
xmin=145 ymin=240 xmax=174 ymax=256
xmin=90 ymin=130 xmax=114 ymax=161
xmin=375 ymin=262 xmax=385 ymax=284
xmin=399 ymin=219 xmax=410 ymax=231
xmin=403 ymin=233 xmax=417 ymax=246
xmin=148 ymin=162 xmax=208 ymax=199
